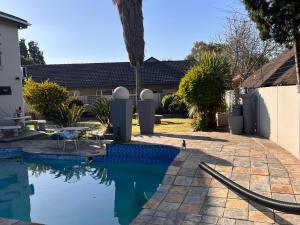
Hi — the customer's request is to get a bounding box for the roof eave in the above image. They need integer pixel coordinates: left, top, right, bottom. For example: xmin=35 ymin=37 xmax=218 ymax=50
xmin=0 ymin=14 xmax=30 ymax=29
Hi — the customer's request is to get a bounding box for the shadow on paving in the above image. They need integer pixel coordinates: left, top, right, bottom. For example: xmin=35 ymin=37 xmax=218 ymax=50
xmin=250 ymin=201 xmax=295 ymax=225
xmin=154 ymin=133 xmax=229 ymax=142
xmin=132 ymin=139 xmax=232 ymax=167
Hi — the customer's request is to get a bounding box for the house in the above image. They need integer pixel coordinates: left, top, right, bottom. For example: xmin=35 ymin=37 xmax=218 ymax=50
xmin=26 ymin=57 xmax=194 ymax=106
xmin=242 ymin=49 xmax=296 ymax=88
xmin=240 ymin=49 xmax=300 ymax=158
xmin=0 ymin=11 xmax=30 ymax=124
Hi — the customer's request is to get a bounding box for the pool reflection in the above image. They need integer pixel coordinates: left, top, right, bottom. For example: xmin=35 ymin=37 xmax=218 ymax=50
xmin=0 ymin=159 xmax=167 ymax=225
xmin=0 ymin=159 xmax=33 ymax=222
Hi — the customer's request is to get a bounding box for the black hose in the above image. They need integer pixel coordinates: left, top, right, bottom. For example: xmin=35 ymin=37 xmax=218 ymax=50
xmin=199 ymin=162 xmax=300 ymax=214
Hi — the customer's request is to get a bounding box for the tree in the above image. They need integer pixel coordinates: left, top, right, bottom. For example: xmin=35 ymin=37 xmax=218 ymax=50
xmin=52 ymin=103 xmax=85 ymax=127
xmin=222 ymin=15 xmax=280 ymax=85
xmin=243 ymin=0 xmax=300 ymax=84
xmin=19 ymin=39 xmax=45 ymax=66
xmin=23 ymin=78 xmax=69 ymax=120
xmin=90 ymin=98 xmax=113 ymax=133
xmin=186 ymin=41 xmax=226 ymax=61
xmin=178 ymin=52 xmax=229 ymax=130
xmin=28 ymin=41 xmax=45 ymax=65
xmin=112 ymin=0 xmax=145 ymax=105
xmin=19 ymin=39 xmax=33 ymax=66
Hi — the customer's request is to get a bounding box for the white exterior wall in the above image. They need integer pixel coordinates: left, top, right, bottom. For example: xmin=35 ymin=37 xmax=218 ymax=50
xmin=0 ymin=20 xmax=23 ymax=124
xmin=256 ymin=86 xmax=300 ymax=158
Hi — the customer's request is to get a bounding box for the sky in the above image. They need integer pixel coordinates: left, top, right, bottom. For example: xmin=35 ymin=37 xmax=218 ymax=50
xmin=1 ymin=0 xmax=247 ymax=64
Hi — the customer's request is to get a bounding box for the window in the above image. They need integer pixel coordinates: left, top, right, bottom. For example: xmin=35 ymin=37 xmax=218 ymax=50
xmin=96 ymin=89 xmax=102 ymax=96
xmin=101 ymin=89 xmax=113 ymax=95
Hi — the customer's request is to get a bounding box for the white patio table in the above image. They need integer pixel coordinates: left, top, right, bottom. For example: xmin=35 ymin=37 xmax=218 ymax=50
xmin=55 ymin=126 xmax=90 ymax=149
xmin=3 ymin=116 xmax=31 ymax=130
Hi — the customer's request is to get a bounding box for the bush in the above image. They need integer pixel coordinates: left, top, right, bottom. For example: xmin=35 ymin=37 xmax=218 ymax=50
xmin=23 ymin=78 xmax=69 ymax=121
xmin=68 ymin=98 xmax=84 ymax=108
xmin=161 ymin=94 xmax=187 ymax=116
xmin=191 ymin=113 xmax=210 ymax=131
xmin=90 ymin=98 xmax=112 ymax=133
xmin=52 ymin=104 xmax=85 ymax=127
xmin=178 ymin=52 xmax=229 ymax=130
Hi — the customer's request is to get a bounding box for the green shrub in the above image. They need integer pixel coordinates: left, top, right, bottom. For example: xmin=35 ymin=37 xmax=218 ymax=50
xmin=161 ymin=94 xmax=187 ymax=116
xmin=191 ymin=113 xmax=210 ymax=131
xmin=23 ymin=77 xmax=69 ymax=121
xmin=68 ymin=98 xmax=84 ymax=108
xmin=178 ymin=52 xmax=229 ymax=130
xmin=90 ymin=98 xmax=112 ymax=133
xmin=52 ymin=104 xmax=85 ymax=127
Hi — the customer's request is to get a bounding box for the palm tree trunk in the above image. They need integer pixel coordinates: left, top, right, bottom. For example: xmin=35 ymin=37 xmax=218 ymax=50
xmin=135 ymin=65 xmax=142 ymax=106
xmin=294 ymin=39 xmax=300 ymax=85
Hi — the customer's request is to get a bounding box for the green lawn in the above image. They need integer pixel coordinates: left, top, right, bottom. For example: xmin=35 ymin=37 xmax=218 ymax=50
xmin=29 ymin=116 xmax=192 ymax=140
xmin=132 ymin=117 xmax=192 ymax=135
xmin=79 ymin=116 xmax=192 ymax=135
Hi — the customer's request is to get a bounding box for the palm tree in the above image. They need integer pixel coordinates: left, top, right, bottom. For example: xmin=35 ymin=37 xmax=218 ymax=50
xmin=112 ymin=0 xmax=145 ymax=105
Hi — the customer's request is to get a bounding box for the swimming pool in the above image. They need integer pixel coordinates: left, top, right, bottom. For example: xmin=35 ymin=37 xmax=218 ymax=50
xmin=0 ymin=144 xmax=179 ymax=225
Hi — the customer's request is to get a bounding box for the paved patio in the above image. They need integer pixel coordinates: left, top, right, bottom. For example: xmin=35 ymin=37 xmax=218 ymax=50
xmin=0 ymin=132 xmax=300 ymax=224
xmin=131 ymin=132 xmax=300 ymax=225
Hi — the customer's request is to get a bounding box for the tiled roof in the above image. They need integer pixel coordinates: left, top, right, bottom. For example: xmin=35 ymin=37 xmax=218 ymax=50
xmin=26 ymin=59 xmax=195 ymax=88
xmin=242 ymin=49 xmax=297 ymax=88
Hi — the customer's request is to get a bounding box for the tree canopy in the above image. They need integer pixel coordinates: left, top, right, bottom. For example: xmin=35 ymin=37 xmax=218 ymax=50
xmin=243 ymin=0 xmax=300 ymax=83
xmin=186 ymin=41 xmax=225 ymax=61
xmin=23 ymin=78 xmax=68 ymax=120
xmin=19 ymin=39 xmax=45 ymax=66
xmin=178 ymin=52 xmax=228 ymax=130
xmin=186 ymin=15 xmax=281 ymax=86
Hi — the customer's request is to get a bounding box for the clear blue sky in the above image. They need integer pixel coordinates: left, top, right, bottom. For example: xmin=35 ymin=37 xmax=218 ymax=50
xmin=1 ymin=0 xmax=246 ymax=64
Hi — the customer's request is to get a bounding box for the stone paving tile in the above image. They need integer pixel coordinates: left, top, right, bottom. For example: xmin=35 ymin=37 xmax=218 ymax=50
xmin=166 ymin=166 xmax=180 ymax=175
xmin=249 ymin=201 xmax=273 ymax=213
xmin=217 ymin=218 xmax=236 ymax=225
xmin=144 ymin=199 xmax=161 ymax=209
xmin=201 ymin=206 xmax=225 ymax=217
xmin=185 ymin=214 xmax=202 ymax=222
xmin=270 ymin=176 xmax=291 ymax=185
xmin=174 ymin=176 xmax=193 ymax=186
xmin=157 ymin=202 xmax=180 ymax=211
xmin=223 ymin=208 xmax=249 ymax=220
xmin=192 ymin=177 xmax=212 ymax=187
xmin=201 ymin=215 xmax=219 ymax=224
xmin=232 ymin=166 xmax=250 ymax=174
xmin=236 ymin=220 xmax=254 ymax=225
xmin=163 ymin=175 xmax=176 ymax=185
xmin=207 ymin=188 xmax=228 ymax=198
xmin=271 ymin=193 xmax=296 ymax=203
xmin=250 ymin=167 xmax=269 ymax=176
xmin=169 ymin=186 xmax=189 ymax=195
xmin=275 ymin=212 xmax=300 ymax=224
xmin=165 ymin=193 xmax=185 ymax=203
xmin=178 ymin=204 xmax=201 ymax=214
xmin=178 ymin=168 xmax=197 ymax=177
xmin=271 ymin=184 xmax=293 ymax=194
xmin=249 ymin=211 xmax=275 ymax=223
xmin=204 ymin=197 xmax=227 ymax=207
xmin=226 ymin=198 xmax=248 ymax=209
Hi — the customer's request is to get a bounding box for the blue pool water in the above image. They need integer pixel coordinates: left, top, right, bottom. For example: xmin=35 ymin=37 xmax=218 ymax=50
xmin=0 ymin=158 xmax=168 ymax=225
